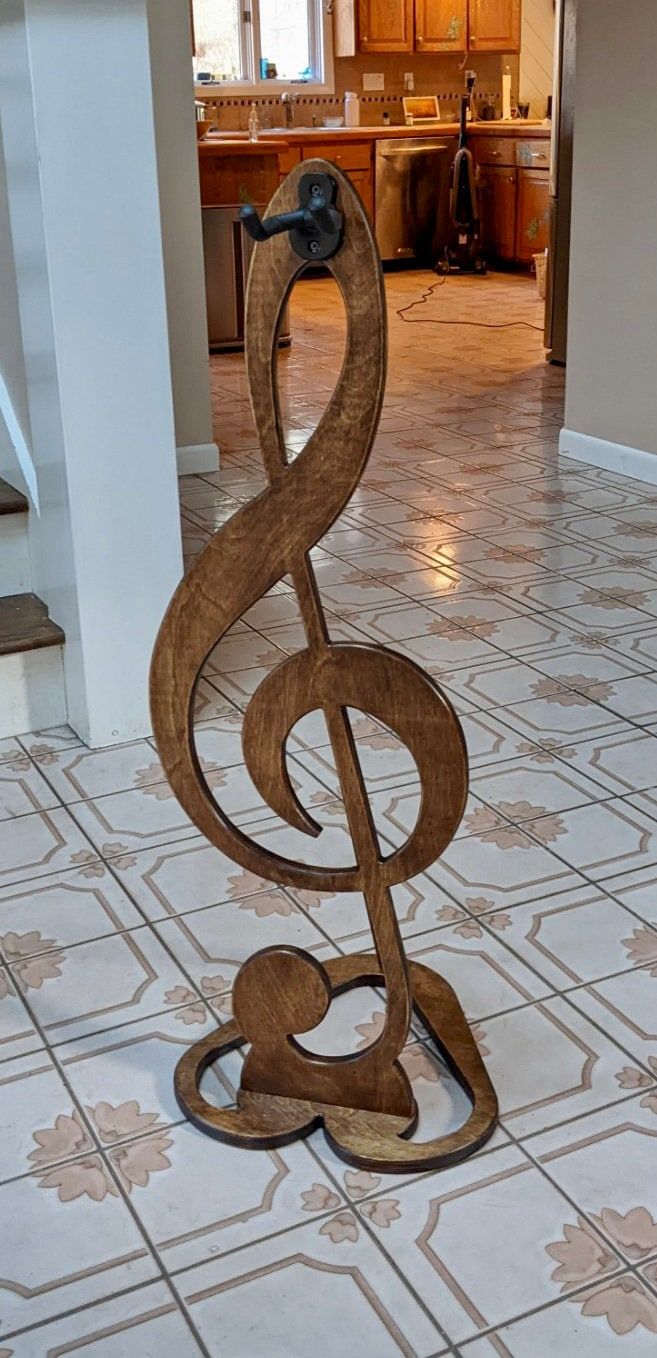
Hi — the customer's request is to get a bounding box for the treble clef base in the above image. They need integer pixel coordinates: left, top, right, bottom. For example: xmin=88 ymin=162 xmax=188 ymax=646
xmin=151 ymin=157 xmax=499 ymax=1178
xmin=174 ymin=953 xmax=498 ymax=1173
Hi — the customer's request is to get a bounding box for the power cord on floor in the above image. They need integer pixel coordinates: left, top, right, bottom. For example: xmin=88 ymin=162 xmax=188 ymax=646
xmin=395 ymin=276 xmax=545 ymax=331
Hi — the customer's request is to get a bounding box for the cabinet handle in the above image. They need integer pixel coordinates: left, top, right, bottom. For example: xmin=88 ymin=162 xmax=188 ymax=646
xmin=530 ymin=151 xmax=547 ymax=160
xmin=507 ymin=175 xmax=515 ymax=182
xmin=417 ymin=34 xmax=423 ymax=42
xmin=470 ymin=34 xmax=476 ymax=42
xmin=491 ymin=150 xmax=502 ymax=157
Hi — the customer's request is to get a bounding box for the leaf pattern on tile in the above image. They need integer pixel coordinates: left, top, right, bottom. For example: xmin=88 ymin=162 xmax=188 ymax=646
xmin=464 ymin=809 xmax=529 ymax=850
xmin=445 ymin=614 xmax=500 ymax=638
xmin=200 ymin=974 xmax=229 ymax=996
xmin=355 ymin=1010 xmax=385 ymax=1048
xmin=435 ymin=904 xmax=465 ymax=925
xmin=615 ymin=1065 xmax=652 ymax=1089
xmin=165 ymin=985 xmax=197 ymax=1007
xmin=0 ymin=971 xmax=13 ymax=1000
xmin=361 ymin=1198 xmax=401 ymax=1228
xmin=546 ymin=1217 xmax=617 ymax=1291
xmin=110 ymin=1133 xmax=173 ymax=1192
xmin=0 ymin=749 xmax=30 ymax=771
xmin=309 ymin=790 xmax=345 ymax=818
xmin=529 ymin=679 xmax=584 ymax=706
xmin=134 ymin=758 xmax=227 ymax=798
xmin=88 ymin=1099 xmax=162 ymax=1144
xmin=344 ymin=1169 xmax=381 ymax=1199
xmin=574 ymin=632 xmax=615 ymax=650
xmin=38 ymin=1156 xmax=118 ymax=1203
xmin=520 ymin=812 xmax=567 ymax=846
xmin=575 ymin=1277 xmax=657 ymax=1335
xmin=100 ymin=843 xmax=138 ymax=868
xmin=401 ymin=1046 xmax=441 ymax=1084
xmin=319 ymin=1212 xmax=359 ymax=1244
xmin=294 ymin=888 xmax=335 ymax=910
xmin=591 ymin=1207 xmax=657 ymax=1260
xmin=622 ymin=926 xmax=657 ymax=975
xmin=350 ymin=717 xmax=401 ymax=751
xmin=486 ymin=544 xmax=542 ymax=563
xmin=553 ymin=675 xmax=616 ymax=703
xmin=516 ymin=739 xmax=576 ymax=763
xmin=471 ymin=1022 xmax=490 ymax=1058
xmin=226 ymin=868 xmax=269 ymax=899
xmin=176 ymin=1003 xmax=207 ymax=1025
xmin=14 ymin=952 xmax=66 ymax=990
xmin=70 ymin=850 xmax=105 ymax=879
xmin=613 ymin=522 xmax=655 ymax=540
xmin=454 ymin=919 xmax=484 ymax=939
xmin=1 ymin=929 xmax=56 ymax=961
xmin=29 ymin=1110 xmax=93 ymax=1166
xmin=28 ymin=743 xmax=61 ymax=766
xmin=300 ymin=1183 xmax=341 ymax=1212
xmin=239 ymin=892 xmax=295 ymax=918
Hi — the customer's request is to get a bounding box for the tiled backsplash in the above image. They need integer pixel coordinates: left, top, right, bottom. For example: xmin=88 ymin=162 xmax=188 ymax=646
xmin=198 ymin=52 xmax=517 ymax=130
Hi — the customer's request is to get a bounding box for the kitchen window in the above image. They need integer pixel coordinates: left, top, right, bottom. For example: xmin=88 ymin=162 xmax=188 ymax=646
xmin=192 ymin=0 xmax=333 ymax=93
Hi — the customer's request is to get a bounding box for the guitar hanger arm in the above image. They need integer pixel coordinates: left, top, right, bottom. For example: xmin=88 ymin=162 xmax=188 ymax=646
xmin=240 ymin=172 xmax=343 ymax=262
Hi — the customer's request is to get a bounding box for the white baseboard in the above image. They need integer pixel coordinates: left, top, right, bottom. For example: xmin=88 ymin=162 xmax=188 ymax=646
xmin=176 ymin=441 xmax=220 ymax=475
xmin=559 ymin=428 xmax=657 ymax=486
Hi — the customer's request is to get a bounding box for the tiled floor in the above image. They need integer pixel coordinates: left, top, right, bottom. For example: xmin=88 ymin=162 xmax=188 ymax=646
xmin=4 ymin=270 xmax=657 ymax=1354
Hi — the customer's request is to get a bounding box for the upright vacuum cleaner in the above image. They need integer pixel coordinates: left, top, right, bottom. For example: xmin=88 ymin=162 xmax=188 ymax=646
xmin=435 ymin=91 xmax=487 ymax=275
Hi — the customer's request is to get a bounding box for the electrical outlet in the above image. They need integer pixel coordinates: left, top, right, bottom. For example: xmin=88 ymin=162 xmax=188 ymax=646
xmin=362 ymin=72 xmax=384 ymax=91
xmin=404 ymin=72 xmax=414 ymax=91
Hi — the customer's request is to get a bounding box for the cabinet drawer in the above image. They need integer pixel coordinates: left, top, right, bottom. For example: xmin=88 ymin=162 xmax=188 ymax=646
xmin=515 ymin=139 xmax=551 ymax=170
xmin=474 ymin=136 xmax=515 ymax=166
xmin=302 ymin=141 xmax=371 ymax=171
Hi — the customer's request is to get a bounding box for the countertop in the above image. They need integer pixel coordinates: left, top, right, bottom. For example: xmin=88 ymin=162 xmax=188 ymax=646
xmin=201 ymin=121 xmax=551 ymax=148
xmin=197 ymin=138 xmax=283 ymax=156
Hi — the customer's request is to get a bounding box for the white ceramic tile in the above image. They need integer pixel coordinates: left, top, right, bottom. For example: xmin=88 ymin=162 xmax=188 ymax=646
xmin=5 ymin=1282 xmax=204 ymax=1357
xmin=0 ymin=867 xmax=143 ymax=958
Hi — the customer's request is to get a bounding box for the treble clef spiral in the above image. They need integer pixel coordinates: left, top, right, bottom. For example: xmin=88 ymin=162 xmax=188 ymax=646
xmin=150 ymin=160 xmax=497 ymax=1171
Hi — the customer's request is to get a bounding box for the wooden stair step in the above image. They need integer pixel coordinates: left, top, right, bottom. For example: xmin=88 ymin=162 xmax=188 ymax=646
xmin=0 ymin=593 xmax=64 ymax=656
xmin=0 ymin=477 xmax=28 ymax=517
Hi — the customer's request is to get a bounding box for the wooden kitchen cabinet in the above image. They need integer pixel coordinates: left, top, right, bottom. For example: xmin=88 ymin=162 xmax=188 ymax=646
xmin=515 ymin=167 xmax=550 ymax=261
xmin=415 ymin=0 xmax=467 ymax=52
xmin=357 ymin=0 xmax=519 ymax=53
xmin=357 ymin=0 xmax=414 ymax=52
xmin=478 ymin=164 xmax=517 ymax=260
xmin=469 ymin=0 xmax=521 ymax=52
xmin=301 ymin=141 xmax=374 ymax=223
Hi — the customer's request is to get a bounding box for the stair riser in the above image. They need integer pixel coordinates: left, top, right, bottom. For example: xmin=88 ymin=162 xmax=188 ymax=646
xmin=0 ymin=515 xmax=31 ymax=596
xmin=0 ymin=645 xmax=66 ymax=738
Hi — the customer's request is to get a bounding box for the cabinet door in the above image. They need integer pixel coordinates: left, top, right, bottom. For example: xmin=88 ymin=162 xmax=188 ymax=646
xmin=515 ymin=168 xmax=550 ymax=261
xmin=478 ymin=165 xmax=517 ymax=260
xmin=343 ymin=166 xmax=375 ymax=222
xmin=358 ymin=0 xmax=414 ymax=51
xmin=469 ymin=0 xmax=521 ymax=53
xmin=416 ymin=0 xmax=467 ymax=52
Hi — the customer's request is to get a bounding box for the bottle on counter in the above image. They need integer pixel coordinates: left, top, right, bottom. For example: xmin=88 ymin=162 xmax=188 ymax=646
xmin=382 ymin=110 xmax=391 ymax=127
xmin=502 ymin=66 xmax=512 ymax=121
xmin=344 ymin=90 xmax=360 ymax=127
xmin=248 ymin=101 xmax=260 ymax=141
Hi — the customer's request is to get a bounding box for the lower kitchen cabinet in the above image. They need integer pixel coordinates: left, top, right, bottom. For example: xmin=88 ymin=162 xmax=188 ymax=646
xmin=515 ymin=167 xmax=550 ymax=261
xmin=478 ymin=164 xmax=517 ymax=261
xmin=301 ymin=141 xmax=375 ymax=223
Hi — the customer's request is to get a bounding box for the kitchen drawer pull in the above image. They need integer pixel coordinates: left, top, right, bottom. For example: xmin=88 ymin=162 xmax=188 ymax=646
xmin=492 ymin=150 xmax=502 ymax=157
xmin=530 ymin=151 xmax=548 ymax=160
xmin=417 ymin=34 xmax=423 ymax=42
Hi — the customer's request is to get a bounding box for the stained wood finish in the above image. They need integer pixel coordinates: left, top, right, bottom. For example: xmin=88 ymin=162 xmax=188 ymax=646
xmin=515 ymin=167 xmax=550 ymax=262
xmin=479 ymin=164 xmax=518 ymax=261
xmin=0 ymin=478 xmax=27 ymax=516
xmin=469 ymin=0 xmax=521 ymax=52
xmin=358 ymin=0 xmax=414 ymax=51
xmin=176 ymin=955 xmax=498 ymax=1171
xmin=0 ymin=594 xmax=64 ymax=657
xmin=416 ymin=0 xmax=467 ymax=52
xmin=151 ymin=159 xmax=497 ymax=1173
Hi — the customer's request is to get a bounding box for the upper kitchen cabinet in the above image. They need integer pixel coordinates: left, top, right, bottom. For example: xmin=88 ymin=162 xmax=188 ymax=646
xmin=469 ymin=0 xmax=521 ymax=52
xmin=415 ymin=0 xmax=468 ymax=53
xmin=358 ymin=0 xmax=415 ymax=52
xmin=355 ymin=0 xmax=520 ymax=53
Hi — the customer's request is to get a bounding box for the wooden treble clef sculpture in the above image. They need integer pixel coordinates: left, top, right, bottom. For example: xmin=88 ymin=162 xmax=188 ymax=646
xmin=150 ymin=161 xmax=497 ymax=1172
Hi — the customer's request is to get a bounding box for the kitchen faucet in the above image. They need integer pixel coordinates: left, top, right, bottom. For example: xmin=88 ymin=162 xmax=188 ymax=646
xmin=281 ymin=91 xmax=298 ymax=128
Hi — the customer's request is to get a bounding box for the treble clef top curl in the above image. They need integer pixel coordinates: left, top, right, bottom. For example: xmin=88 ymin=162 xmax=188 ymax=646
xmin=151 ymin=161 xmax=495 ymax=1169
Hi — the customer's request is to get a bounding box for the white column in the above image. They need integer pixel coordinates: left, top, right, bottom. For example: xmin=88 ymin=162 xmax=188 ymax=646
xmin=560 ymin=0 xmax=657 ymax=481
xmin=0 ymin=0 xmax=184 ymax=746
xmin=147 ymin=0 xmax=218 ymax=475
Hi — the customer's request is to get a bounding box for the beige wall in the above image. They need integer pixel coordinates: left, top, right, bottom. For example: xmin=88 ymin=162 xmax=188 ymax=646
xmin=519 ymin=0 xmax=554 ymax=118
xmin=564 ymin=0 xmax=657 ymax=457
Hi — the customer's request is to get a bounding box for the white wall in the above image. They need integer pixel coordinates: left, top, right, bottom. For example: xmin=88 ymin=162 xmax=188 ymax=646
xmin=519 ymin=0 xmax=555 ymax=119
xmin=0 ymin=0 xmax=184 ymax=745
xmin=0 ymin=115 xmax=30 ymax=496
xmin=562 ymin=0 xmax=657 ymax=468
xmin=147 ymin=0 xmax=218 ymax=475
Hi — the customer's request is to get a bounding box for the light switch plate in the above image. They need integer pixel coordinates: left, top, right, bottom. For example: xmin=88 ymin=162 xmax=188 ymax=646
xmin=363 ymin=73 xmax=384 ymax=91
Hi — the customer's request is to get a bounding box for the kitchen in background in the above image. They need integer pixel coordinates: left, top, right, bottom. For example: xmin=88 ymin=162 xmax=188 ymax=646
xmin=192 ymin=0 xmax=573 ymax=361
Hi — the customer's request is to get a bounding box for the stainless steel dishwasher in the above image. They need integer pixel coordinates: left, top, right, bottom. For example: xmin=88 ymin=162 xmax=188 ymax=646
xmin=375 ymin=137 xmax=454 ymax=264
xmin=202 ymin=205 xmax=290 ymax=352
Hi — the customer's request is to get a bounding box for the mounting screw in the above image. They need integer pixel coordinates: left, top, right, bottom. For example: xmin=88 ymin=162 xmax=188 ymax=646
xmin=309 ymin=183 xmax=322 ymax=195
xmin=309 ymin=239 xmax=320 ymax=254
